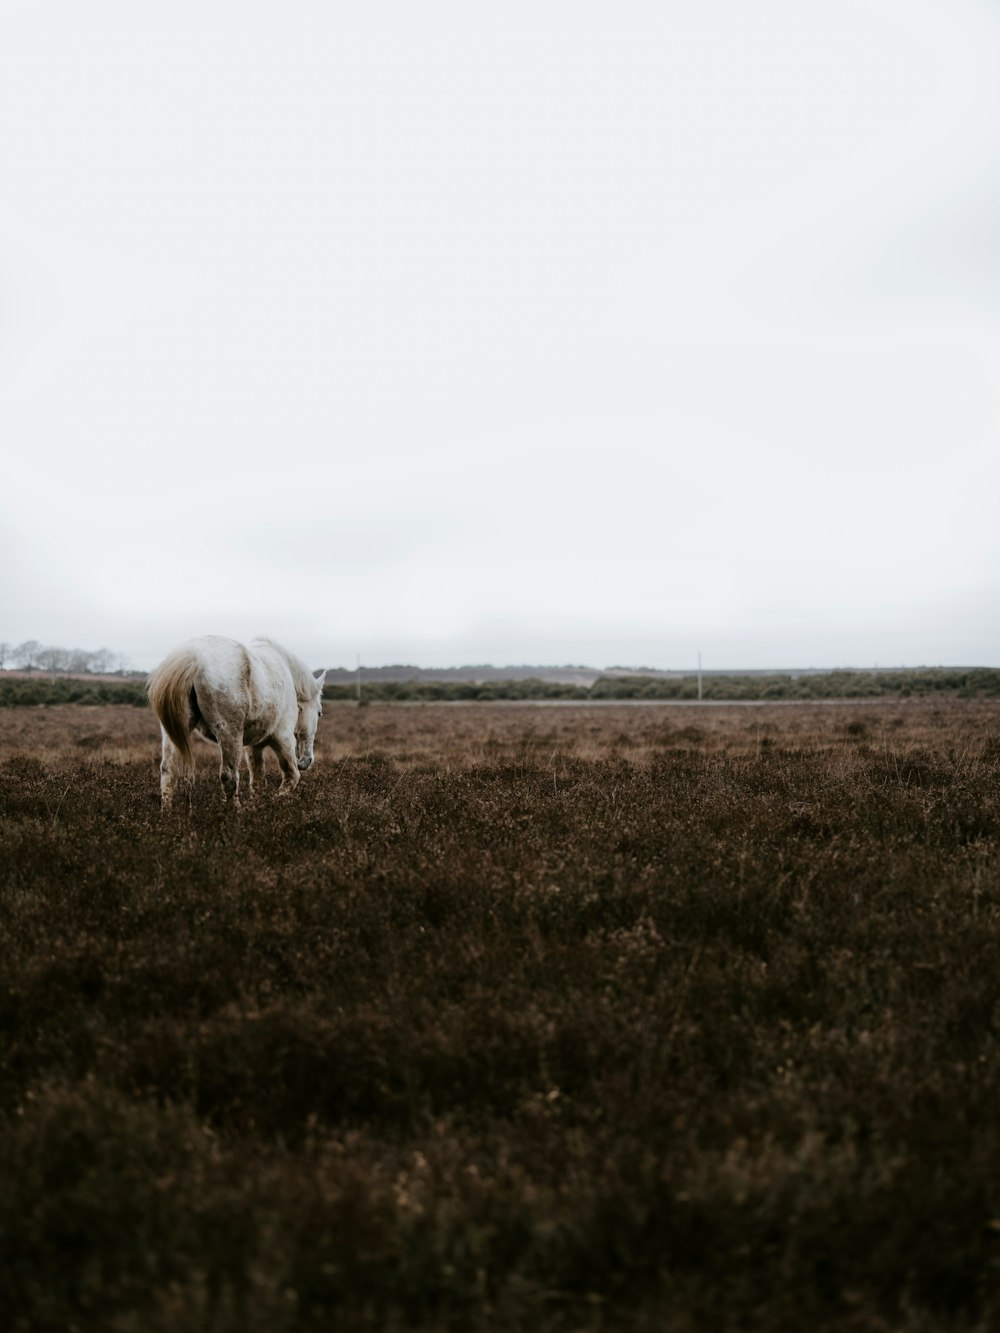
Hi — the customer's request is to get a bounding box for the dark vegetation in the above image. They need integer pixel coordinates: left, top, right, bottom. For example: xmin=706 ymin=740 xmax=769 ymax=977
xmin=2 ymin=700 xmax=1000 ymax=1330
xmin=323 ymin=666 xmax=1000 ymax=703
xmin=589 ymin=667 xmax=1000 ymax=701
xmin=322 ymin=677 xmax=592 ymax=702
xmin=3 ymin=666 xmax=999 ymax=707
xmin=0 ymin=676 xmax=148 ymax=707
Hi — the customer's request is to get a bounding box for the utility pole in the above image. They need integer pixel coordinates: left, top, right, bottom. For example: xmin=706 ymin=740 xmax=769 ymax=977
xmin=697 ymin=651 xmax=703 ymax=701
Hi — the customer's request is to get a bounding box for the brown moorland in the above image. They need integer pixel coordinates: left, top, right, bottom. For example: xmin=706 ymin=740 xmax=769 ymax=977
xmin=2 ymin=699 xmax=1000 ymax=1331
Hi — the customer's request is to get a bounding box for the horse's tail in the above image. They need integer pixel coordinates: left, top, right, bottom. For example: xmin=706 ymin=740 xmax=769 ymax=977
xmin=147 ymin=649 xmax=198 ymax=767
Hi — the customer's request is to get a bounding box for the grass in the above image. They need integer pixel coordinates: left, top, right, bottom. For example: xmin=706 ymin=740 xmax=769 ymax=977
xmin=2 ymin=699 xmax=1000 ymax=1330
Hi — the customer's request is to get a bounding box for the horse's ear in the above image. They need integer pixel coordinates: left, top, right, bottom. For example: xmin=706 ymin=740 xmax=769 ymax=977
xmin=313 ymin=668 xmax=326 ymax=683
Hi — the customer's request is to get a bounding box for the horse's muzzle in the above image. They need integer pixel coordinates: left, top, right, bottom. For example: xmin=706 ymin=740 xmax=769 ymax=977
xmin=298 ymin=756 xmax=313 ymax=771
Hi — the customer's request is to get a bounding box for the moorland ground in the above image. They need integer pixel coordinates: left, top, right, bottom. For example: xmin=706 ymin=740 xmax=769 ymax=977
xmin=2 ymin=699 xmax=1000 ymax=1331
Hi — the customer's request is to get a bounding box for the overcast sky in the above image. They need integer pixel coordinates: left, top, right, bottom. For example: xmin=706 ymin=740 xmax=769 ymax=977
xmin=2 ymin=0 xmax=999 ymax=671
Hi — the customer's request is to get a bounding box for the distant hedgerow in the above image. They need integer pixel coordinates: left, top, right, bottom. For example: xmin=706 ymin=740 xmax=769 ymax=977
xmin=2 ymin=668 xmax=999 ymax=709
xmin=588 ymin=668 xmax=1000 ymax=701
xmin=0 ymin=678 xmax=147 ymax=708
xmin=321 ymin=677 xmax=593 ymax=703
xmin=323 ymin=668 xmax=1000 ymax=704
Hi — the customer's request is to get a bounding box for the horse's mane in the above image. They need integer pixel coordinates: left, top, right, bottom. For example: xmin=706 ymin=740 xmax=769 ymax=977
xmin=252 ymin=637 xmax=319 ymax=701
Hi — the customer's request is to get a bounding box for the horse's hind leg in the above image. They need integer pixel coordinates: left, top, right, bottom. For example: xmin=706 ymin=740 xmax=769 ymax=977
xmin=159 ymin=729 xmax=187 ymax=808
xmin=215 ymin=725 xmax=244 ymax=805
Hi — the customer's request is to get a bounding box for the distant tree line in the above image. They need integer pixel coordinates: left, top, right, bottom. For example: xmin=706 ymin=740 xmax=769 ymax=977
xmin=0 ymin=641 xmax=132 ymax=675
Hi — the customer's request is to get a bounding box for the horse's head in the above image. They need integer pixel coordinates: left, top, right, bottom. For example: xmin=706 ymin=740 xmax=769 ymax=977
xmin=295 ymin=668 xmax=326 ymax=770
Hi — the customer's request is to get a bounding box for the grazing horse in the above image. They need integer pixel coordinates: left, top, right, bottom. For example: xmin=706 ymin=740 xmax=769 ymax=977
xmin=147 ymin=635 xmax=325 ymax=807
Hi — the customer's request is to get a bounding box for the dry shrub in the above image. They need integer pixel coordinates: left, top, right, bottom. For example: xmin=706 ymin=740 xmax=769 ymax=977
xmin=2 ymin=700 xmax=1000 ymax=1331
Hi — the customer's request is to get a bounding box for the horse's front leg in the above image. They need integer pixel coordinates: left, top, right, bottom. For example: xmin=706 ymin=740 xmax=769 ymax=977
xmin=270 ymin=730 xmax=301 ymax=796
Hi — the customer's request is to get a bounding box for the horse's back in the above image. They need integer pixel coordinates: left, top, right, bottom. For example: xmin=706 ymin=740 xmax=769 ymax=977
xmin=184 ymin=636 xmax=253 ymax=696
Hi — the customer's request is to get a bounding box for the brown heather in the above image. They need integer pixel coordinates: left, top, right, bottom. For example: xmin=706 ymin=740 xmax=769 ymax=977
xmin=2 ymin=699 xmax=1000 ymax=1331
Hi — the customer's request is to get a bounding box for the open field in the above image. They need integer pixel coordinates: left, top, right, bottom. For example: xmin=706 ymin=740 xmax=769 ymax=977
xmin=3 ymin=700 xmax=1000 ymax=1330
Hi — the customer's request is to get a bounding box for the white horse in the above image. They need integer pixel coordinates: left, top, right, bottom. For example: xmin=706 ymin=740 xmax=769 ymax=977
xmin=147 ymin=635 xmax=325 ymax=807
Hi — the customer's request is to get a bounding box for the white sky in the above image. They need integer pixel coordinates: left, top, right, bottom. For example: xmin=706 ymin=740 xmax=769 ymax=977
xmin=2 ymin=0 xmax=999 ymax=670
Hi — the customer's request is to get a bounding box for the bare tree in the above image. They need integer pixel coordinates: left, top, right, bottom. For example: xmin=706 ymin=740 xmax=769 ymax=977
xmin=5 ymin=640 xmax=134 ymax=674
xmin=88 ymin=647 xmax=116 ymax=674
xmin=14 ymin=640 xmax=42 ymax=671
xmin=36 ymin=646 xmax=73 ymax=674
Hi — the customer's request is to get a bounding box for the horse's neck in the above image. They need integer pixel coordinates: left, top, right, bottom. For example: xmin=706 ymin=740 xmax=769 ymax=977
xmin=252 ymin=639 xmax=307 ymax=699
